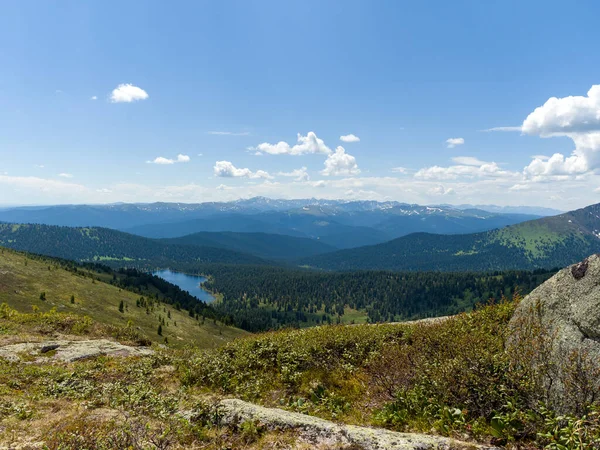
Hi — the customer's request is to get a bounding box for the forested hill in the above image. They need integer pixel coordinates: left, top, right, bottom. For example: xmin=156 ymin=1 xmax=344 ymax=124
xmin=161 ymin=231 xmax=336 ymax=260
xmin=300 ymin=203 xmax=600 ymax=272
xmin=0 ymin=223 xmax=268 ymax=267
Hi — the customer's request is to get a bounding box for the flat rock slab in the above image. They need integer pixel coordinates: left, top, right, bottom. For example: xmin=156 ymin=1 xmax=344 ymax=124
xmin=0 ymin=339 xmax=153 ymax=363
xmin=217 ymin=399 xmax=497 ymax=450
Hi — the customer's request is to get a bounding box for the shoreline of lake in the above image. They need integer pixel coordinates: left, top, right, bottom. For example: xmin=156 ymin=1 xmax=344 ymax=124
xmin=152 ymin=269 xmax=216 ymax=303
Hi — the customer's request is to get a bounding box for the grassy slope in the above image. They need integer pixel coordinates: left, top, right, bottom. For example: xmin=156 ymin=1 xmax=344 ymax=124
xmin=0 ymin=248 xmax=248 ymax=348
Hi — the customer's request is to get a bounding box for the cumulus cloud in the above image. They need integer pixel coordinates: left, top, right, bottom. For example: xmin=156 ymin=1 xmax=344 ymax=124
xmin=110 ymin=84 xmax=149 ymax=103
xmin=253 ymin=132 xmax=332 ymax=156
xmin=391 ymin=167 xmax=408 ymax=174
xmin=213 ymin=161 xmax=272 ymax=179
xmin=147 ymin=154 xmax=190 ymax=165
xmin=321 ymin=146 xmax=361 ymax=176
xmin=278 ymin=167 xmax=310 ymax=181
xmin=522 ymin=85 xmax=600 ymax=178
xmin=446 ymin=137 xmax=465 ymax=148
xmin=58 ymin=173 xmax=73 ymax=178
xmin=216 ymin=184 xmax=232 ymax=190
xmin=91 ymin=96 xmax=97 ymax=101
xmin=340 ymin=134 xmax=360 ymax=143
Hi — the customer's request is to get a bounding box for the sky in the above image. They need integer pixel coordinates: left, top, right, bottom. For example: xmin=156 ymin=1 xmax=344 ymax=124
xmin=2 ymin=0 xmax=600 ymax=209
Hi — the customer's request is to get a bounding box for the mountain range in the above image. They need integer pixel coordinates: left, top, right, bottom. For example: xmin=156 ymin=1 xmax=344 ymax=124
xmin=1 ymin=199 xmax=598 ymax=274
xmin=0 ymin=198 xmax=543 ymax=249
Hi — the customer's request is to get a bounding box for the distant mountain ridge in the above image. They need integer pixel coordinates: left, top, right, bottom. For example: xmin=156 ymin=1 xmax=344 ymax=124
xmin=300 ymin=203 xmax=600 ymax=272
xmin=0 ymin=198 xmax=543 ymax=249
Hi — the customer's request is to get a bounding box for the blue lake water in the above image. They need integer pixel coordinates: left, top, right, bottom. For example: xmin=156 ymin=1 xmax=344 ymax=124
xmin=152 ymin=269 xmax=216 ymax=303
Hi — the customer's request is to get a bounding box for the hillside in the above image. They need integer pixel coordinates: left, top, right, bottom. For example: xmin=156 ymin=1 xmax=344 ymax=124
xmin=301 ymin=203 xmax=600 ymax=271
xmin=162 ymin=231 xmax=337 ymax=260
xmin=0 ymin=223 xmax=268 ymax=268
xmin=0 ymin=247 xmax=248 ymax=348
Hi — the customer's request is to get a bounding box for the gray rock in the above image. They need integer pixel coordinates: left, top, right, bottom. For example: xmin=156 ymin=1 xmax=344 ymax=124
xmin=214 ymin=398 xmax=497 ymax=449
xmin=0 ymin=339 xmax=153 ymax=363
xmin=509 ymin=254 xmax=600 ymax=413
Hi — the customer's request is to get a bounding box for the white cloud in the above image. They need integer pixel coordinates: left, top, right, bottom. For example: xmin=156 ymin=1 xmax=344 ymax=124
xmin=197 ymin=153 xmax=203 ymax=156
xmin=391 ymin=167 xmax=408 ymax=174
xmin=522 ymin=85 xmax=600 ymax=179
xmin=321 ymin=146 xmax=361 ymax=176
xmin=446 ymin=137 xmax=465 ymax=148
xmin=213 ymin=161 xmax=272 ymax=179
xmin=254 ymin=132 xmax=332 ymax=156
xmin=428 ymin=185 xmax=455 ymax=196
xmin=208 ymin=131 xmax=250 ymax=136
xmin=481 ymin=126 xmax=522 ymax=132
xmin=415 ymin=160 xmax=516 ymax=180
xmin=216 ymin=184 xmax=232 ymax=190
xmin=147 ymin=154 xmax=190 ymax=165
xmin=340 ymin=134 xmax=360 ymax=143
xmin=110 ymin=84 xmax=149 ymax=103
xmin=509 ymin=184 xmax=530 ymax=191
xmin=278 ymin=167 xmax=310 ymax=181
xmin=91 ymin=96 xmax=97 ymax=101
xmin=522 ymin=85 xmax=600 ymax=136
xmin=451 ymin=156 xmax=488 ymax=166
xmin=96 ymin=188 xmax=112 ymax=193
xmin=58 ymin=173 xmax=73 ymax=178
xmin=34 ymin=165 xmax=44 ymax=169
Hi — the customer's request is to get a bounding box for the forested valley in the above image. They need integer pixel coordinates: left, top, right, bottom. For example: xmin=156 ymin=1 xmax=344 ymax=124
xmin=198 ymin=264 xmax=557 ymax=331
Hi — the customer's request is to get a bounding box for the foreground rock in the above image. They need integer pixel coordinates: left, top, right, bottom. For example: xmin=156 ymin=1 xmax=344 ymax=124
xmin=509 ymin=254 xmax=600 ymax=412
xmin=0 ymin=338 xmax=153 ymax=363
xmin=216 ymin=398 xmax=497 ymax=449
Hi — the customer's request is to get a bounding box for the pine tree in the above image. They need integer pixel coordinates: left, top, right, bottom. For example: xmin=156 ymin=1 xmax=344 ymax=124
xmin=118 ymin=300 xmax=124 ymax=313
xmin=157 ymin=324 xmax=162 ymax=336
xmin=70 ymin=295 xmax=75 ymax=304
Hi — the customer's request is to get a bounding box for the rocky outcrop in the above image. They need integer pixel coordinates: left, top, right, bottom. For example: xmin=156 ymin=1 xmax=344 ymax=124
xmin=214 ymin=398 xmax=497 ymax=449
xmin=0 ymin=339 xmax=153 ymax=363
xmin=509 ymin=254 xmax=600 ymax=412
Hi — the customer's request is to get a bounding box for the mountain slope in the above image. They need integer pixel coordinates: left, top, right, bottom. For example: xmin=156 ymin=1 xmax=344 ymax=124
xmin=0 ymin=247 xmax=248 ymax=347
xmin=300 ymin=203 xmax=600 ymax=271
xmin=0 ymin=223 xmax=268 ymax=267
xmin=162 ymin=231 xmax=336 ymax=260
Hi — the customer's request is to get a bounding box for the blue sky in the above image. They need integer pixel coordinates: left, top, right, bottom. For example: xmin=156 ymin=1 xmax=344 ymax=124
xmin=2 ymin=0 xmax=600 ymax=209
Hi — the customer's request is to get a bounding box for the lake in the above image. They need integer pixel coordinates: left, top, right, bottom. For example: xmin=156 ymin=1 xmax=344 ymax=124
xmin=152 ymin=269 xmax=216 ymax=303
